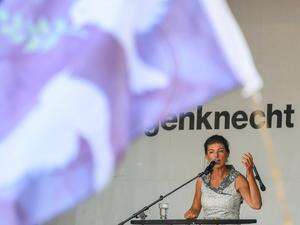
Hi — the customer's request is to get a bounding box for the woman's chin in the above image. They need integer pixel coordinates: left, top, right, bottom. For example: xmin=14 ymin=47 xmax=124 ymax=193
xmin=214 ymin=163 xmax=225 ymax=168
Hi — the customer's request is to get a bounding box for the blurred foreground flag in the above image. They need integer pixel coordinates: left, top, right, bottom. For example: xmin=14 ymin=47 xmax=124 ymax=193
xmin=0 ymin=0 xmax=262 ymax=224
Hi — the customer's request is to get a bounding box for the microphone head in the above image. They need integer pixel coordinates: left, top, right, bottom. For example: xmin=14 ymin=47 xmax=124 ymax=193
xmin=209 ymin=159 xmax=217 ymax=168
xmin=260 ymin=184 xmax=266 ymax=192
xmin=204 ymin=160 xmax=217 ymax=175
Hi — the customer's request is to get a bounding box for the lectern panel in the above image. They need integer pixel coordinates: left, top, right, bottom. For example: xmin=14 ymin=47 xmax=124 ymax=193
xmin=130 ymin=219 xmax=257 ymax=224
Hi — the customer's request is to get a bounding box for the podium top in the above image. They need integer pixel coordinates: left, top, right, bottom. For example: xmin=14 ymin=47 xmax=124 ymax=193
xmin=130 ymin=219 xmax=257 ymax=224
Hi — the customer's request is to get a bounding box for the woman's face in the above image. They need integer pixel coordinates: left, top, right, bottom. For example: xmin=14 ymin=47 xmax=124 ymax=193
xmin=205 ymin=142 xmax=229 ymax=167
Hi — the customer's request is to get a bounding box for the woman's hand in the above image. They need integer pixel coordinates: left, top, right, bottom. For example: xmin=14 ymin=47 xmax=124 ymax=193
xmin=242 ymin=152 xmax=254 ymax=174
xmin=184 ymin=208 xmax=198 ymax=219
xmin=238 ymin=152 xmax=262 ymax=210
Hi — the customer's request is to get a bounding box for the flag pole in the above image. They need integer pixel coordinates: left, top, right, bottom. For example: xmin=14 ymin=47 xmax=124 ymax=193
xmin=250 ymin=93 xmax=293 ymax=225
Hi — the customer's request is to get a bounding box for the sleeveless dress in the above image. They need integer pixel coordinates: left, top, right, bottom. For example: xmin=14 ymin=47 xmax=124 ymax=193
xmin=201 ymin=165 xmax=243 ymax=225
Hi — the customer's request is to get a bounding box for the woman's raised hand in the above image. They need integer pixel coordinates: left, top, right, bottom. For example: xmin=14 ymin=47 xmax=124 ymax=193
xmin=242 ymin=152 xmax=254 ymax=173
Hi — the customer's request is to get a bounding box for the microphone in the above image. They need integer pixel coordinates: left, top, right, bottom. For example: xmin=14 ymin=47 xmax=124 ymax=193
xmin=203 ymin=160 xmax=217 ymax=175
xmin=253 ymin=164 xmax=266 ymax=191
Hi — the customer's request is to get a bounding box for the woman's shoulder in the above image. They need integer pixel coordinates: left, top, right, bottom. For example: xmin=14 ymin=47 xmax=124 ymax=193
xmin=234 ymin=172 xmax=248 ymax=190
xmin=196 ymin=177 xmax=203 ymax=189
xmin=228 ymin=165 xmax=246 ymax=181
xmin=196 ymin=177 xmax=203 ymax=185
xmin=227 ymin=165 xmax=246 ymax=190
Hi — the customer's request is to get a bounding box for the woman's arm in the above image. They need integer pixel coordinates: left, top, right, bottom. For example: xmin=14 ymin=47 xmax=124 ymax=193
xmin=184 ymin=177 xmax=202 ymax=218
xmin=236 ymin=153 xmax=262 ymax=210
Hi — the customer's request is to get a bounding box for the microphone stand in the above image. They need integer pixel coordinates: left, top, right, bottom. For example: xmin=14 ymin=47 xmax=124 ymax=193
xmin=118 ymin=162 xmax=215 ymax=225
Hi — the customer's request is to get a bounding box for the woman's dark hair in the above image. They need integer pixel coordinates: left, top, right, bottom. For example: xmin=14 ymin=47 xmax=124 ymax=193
xmin=204 ymin=135 xmax=230 ymax=154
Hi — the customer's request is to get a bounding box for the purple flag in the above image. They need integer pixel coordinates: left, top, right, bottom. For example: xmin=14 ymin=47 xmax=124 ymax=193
xmin=0 ymin=0 xmax=262 ymax=224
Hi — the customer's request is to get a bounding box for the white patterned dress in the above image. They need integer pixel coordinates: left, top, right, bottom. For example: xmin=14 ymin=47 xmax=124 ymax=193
xmin=201 ymin=165 xmax=243 ymax=225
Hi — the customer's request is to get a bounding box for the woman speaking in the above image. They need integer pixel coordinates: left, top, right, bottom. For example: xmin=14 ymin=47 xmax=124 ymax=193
xmin=184 ymin=135 xmax=262 ymax=223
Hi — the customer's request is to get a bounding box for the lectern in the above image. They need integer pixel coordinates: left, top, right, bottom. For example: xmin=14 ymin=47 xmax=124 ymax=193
xmin=130 ymin=219 xmax=257 ymax=224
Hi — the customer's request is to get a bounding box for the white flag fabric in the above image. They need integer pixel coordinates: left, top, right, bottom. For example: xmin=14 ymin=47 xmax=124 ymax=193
xmin=0 ymin=0 xmax=262 ymax=224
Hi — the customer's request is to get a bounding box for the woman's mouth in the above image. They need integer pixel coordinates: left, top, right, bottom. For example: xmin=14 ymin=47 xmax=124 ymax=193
xmin=215 ymin=159 xmax=221 ymax=164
